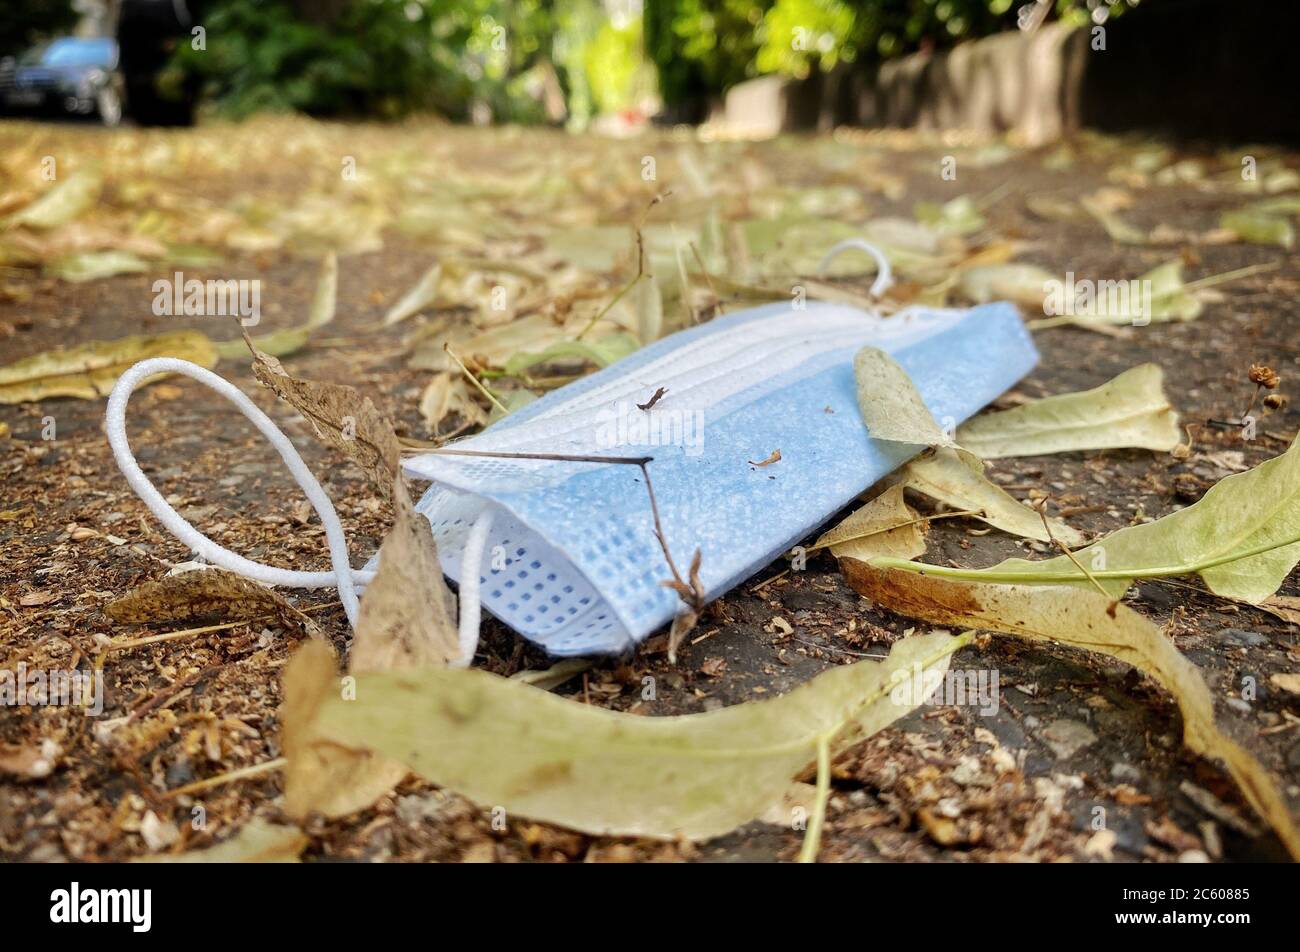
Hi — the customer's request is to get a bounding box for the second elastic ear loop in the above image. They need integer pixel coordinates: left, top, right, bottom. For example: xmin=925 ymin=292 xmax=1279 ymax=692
xmin=817 ymin=239 xmax=894 ymax=299
xmin=106 ymin=357 xmax=367 ymax=626
xmin=105 ymin=357 xmax=497 ymax=665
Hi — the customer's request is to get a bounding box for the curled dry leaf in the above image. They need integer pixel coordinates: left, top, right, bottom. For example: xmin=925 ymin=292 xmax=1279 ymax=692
xmin=898 ymin=447 xmax=1085 ymax=546
xmin=282 ymin=477 xmax=459 ymax=819
xmin=852 ymin=345 xmax=1080 ymax=544
xmin=248 ymin=342 xmax=401 ymax=499
xmin=349 ymin=478 xmax=459 ymax=672
xmin=0 ymin=331 xmax=217 ymax=404
xmin=283 ymin=630 xmax=962 ymax=843
xmin=814 ymin=483 xmax=927 ymax=563
xmin=135 ymin=819 xmax=307 ymax=863
xmin=839 ymin=559 xmax=1300 ymax=860
xmin=418 ymin=371 xmax=487 ymax=433
xmin=899 ymin=435 xmax=1300 ymax=604
xmin=104 ymin=568 xmax=322 ymax=640
xmin=216 ymin=251 xmax=337 ymax=360
xmin=3 ymin=168 xmax=102 ymax=230
xmin=957 ymin=364 xmax=1181 ymax=458
xmin=853 ymin=346 xmax=957 ymax=448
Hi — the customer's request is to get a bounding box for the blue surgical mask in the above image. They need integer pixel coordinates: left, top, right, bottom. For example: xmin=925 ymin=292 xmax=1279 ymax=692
xmin=396 ymin=298 xmax=1037 ymax=655
xmin=107 ymin=286 xmax=1036 ymax=660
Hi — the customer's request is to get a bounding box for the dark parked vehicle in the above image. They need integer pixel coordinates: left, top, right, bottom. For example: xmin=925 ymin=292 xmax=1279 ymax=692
xmin=0 ymin=36 xmax=124 ymax=125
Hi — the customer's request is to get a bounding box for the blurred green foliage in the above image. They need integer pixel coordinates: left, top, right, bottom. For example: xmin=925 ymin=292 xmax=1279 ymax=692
xmin=644 ymin=0 xmax=770 ymax=110
xmin=165 ymin=0 xmax=656 ymax=123
xmin=1 ymin=0 xmax=1134 ymax=119
xmin=647 ymin=0 xmax=1135 ymax=105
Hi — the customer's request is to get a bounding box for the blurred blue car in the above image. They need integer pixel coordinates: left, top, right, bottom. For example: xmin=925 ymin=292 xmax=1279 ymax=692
xmin=0 ymin=37 xmax=124 ymax=126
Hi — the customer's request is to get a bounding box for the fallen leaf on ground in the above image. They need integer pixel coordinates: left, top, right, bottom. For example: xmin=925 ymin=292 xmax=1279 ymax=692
xmin=349 ymin=478 xmax=459 ymax=672
xmin=853 ymin=346 xmax=957 ymax=448
xmin=853 ymin=346 xmax=1081 ymax=544
xmin=1261 ymin=594 xmax=1300 ymax=625
xmin=959 ymin=262 xmax=1055 ymax=309
xmin=914 ymin=195 xmax=985 ymax=235
xmin=3 ymin=169 xmax=102 ymax=230
xmin=898 ymin=447 xmax=1084 ymax=545
xmin=486 ymin=386 xmax=539 ymax=423
xmin=282 ymin=477 xmax=459 ymax=819
xmin=956 ymin=364 xmax=1180 ymax=458
xmin=46 ymin=249 xmax=149 ymax=283
xmin=813 ymin=484 xmax=927 ymax=562
xmin=887 ymin=435 xmax=1300 ymax=603
xmin=136 ymin=819 xmax=307 ymax=863
xmin=1221 ymin=208 xmax=1295 ymax=249
xmin=1081 ymin=191 xmax=1148 ymax=244
xmin=216 ymin=252 xmax=337 ymax=359
xmin=1029 ymin=259 xmax=1231 ymax=331
xmin=287 ymin=630 xmax=962 ymax=844
xmin=249 ymin=342 xmax=401 ymax=499
xmin=502 ymin=333 xmax=639 ymax=377
xmin=418 ymin=371 xmax=487 ymax=432
xmin=509 ymin=658 xmax=594 ymax=691
xmin=1270 ymin=674 xmax=1300 ymax=696
xmin=0 ymin=331 xmax=217 ymax=404
xmin=840 ymin=560 xmax=1300 ymax=860
xmin=383 ymin=261 xmax=442 ymax=325
xmin=281 ymin=640 xmax=409 ymax=821
xmin=104 ymin=568 xmax=322 ymax=639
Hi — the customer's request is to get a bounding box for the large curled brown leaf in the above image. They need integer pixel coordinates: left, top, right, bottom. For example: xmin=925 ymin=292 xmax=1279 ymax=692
xmin=281 ymin=639 xmax=409 ymax=821
xmin=248 ymin=342 xmax=401 ymax=499
xmin=281 ymin=476 xmax=460 ymax=819
xmin=841 ymin=558 xmax=1300 ymax=859
xmin=350 ymin=478 xmax=459 ymax=672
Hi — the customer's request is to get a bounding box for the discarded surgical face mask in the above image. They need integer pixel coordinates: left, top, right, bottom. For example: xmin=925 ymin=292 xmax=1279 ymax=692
xmin=107 ymin=277 xmax=1035 ymax=660
xmin=394 ymin=299 xmax=1037 ymax=656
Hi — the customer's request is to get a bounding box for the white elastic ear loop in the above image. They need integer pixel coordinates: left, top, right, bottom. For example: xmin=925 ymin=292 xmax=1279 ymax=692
xmin=106 ymin=357 xmax=367 ymax=627
xmin=454 ymin=509 xmax=495 ymax=668
xmin=817 ymin=239 xmax=894 ymax=299
xmin=107 ymin=358 xmax=499 ymax=661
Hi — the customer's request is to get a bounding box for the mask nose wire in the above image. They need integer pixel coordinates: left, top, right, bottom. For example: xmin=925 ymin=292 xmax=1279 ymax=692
xmin=817 ymin=238 xmax=894 ymax=299
xmin=106 ymin=356 xmax=495 ymax=666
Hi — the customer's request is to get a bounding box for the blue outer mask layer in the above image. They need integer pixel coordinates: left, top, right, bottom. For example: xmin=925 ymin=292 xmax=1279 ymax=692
xmin=392 ymin=301 xmax=1038 ymax=656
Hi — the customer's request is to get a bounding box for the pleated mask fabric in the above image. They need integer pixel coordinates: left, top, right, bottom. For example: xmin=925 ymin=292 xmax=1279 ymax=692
xmin=393 ymin=299 xmax=1038 ymax=656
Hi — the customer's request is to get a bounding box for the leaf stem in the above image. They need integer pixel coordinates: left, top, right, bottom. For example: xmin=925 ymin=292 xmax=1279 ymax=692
xmin=809 ymin=508 xmax=985 ymax=554
xmin=799 ymin=735 xmax=831 ymax=864
xmin=443 ymin=343 xmax=507 ymax=415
